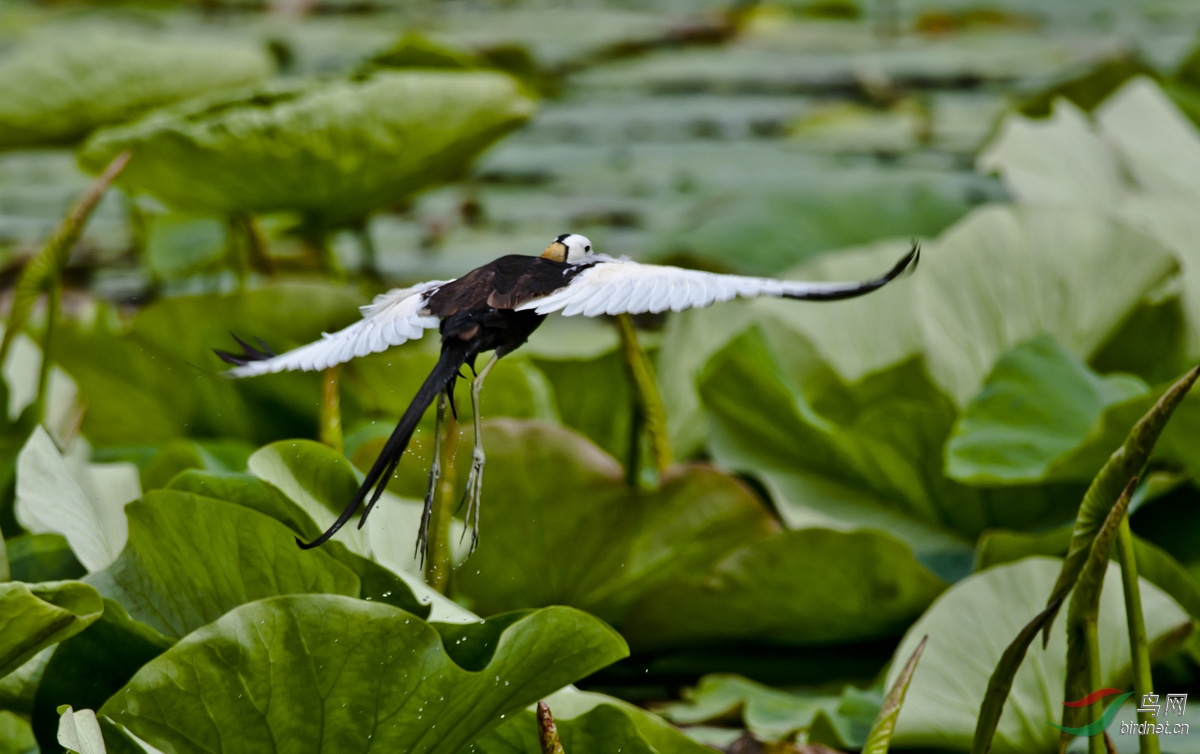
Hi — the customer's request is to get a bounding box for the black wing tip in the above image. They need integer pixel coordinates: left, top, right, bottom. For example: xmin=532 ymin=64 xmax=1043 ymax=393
xmin=214 ymin=332 xmax=276 ymax=367
xmin=891 ymin=239 xmax=920 ymax=280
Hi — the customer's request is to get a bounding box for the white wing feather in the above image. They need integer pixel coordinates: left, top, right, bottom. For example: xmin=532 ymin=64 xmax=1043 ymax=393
xmin=225 ymin=280 xmax=449 ymax=378
xmin=515 ymin=255 xmax=908 ymax=316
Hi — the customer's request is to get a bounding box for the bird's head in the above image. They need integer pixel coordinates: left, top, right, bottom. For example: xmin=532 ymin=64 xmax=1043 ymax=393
xmin=541 ymin=233 xmax=594 ymax=264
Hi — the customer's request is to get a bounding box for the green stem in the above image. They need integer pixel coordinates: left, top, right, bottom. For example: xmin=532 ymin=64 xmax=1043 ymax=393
xmin=302 ymin=215 xmax=344 ymax=280
xmin=426 ymin=407 xmax=458 ymax=594
xmin=1085 ymin=617 xmax=1105 ymax=754
xmin=34 ymin=282 xmax=60 ymax=425
xmin=320 ymin=366 xmax=343 ymax=453
xmin=354 ymin=217 xmax=379 ymax=280
xmin=237 ymin=214 xmax=275 ymax=277
xmin=1116 ymin=516 xmax=1160 ymax=754
xmin=614 ymin=314 xmax=670 ymax=483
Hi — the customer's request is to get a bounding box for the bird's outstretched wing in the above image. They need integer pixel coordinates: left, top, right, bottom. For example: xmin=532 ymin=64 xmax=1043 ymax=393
xmin=218 ymin=280 xmax=450 ymax=377
xmin=515 ymin=242 xmax=919 ymax=317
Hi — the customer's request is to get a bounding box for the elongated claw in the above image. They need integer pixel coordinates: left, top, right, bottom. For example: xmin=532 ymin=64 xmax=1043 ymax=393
xmin=458 ymin=446 xmax=485 ymax=553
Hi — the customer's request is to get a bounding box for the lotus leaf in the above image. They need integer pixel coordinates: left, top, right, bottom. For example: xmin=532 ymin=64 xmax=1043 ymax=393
xmin=452 ymin=419 xmax=779 ymax=626
xmin=697 ymin=327 xmax=1042 ymax=561
xmin=946 ymin=335 xmax=1149 ymax=485
xmin=620 ymin=527 xmax=945 ymax=650
xmin=80 ymin=71 xmax=535 ymax=223
xmin=50 ymin=282 xmax=363 ymax=446
xmin=100 ymin=596 xmax=627 ymax=754
xmin=0 ymin=31 xmax=273 ymax=150
xmin=916 ymin=204 xmax=1178 ymax=406
xmin=0 ymin=580 xmax=102 ymax=678
xmin=32 ymin=600 xmax=172 ymax=750
xmin=82 ymin=490 xmax=416 ymax=638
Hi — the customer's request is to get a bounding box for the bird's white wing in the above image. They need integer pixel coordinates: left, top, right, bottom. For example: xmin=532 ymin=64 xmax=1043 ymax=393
xmin=516 ymin=246 xmax=918 ymax=317
xmin=224 ymin=280 xmax=450 ymax=378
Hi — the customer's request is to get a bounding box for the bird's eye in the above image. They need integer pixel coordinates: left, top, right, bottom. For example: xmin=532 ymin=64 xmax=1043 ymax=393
xmin=585 ymin=245 xmax=591 ymax=252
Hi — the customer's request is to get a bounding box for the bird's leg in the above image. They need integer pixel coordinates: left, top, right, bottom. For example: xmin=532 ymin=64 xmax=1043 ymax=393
xmin=460 ymin=352 xmax=499 ymax=553
xmin=416 ymin=392 xmax=448 ymax=566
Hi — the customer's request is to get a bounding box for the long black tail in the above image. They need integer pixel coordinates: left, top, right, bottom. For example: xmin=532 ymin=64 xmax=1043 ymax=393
xmin=297 ymin=339 xmax=473 ymax=550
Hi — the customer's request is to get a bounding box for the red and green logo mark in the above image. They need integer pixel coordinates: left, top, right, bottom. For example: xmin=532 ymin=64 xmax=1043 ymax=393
xmin=1050 ymin=688 xmax=1134 ymax=737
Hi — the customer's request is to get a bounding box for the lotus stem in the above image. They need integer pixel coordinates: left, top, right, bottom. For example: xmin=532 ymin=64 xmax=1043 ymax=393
xmin=1116 ymin=515 xmax=1160 ymax=754
xmin=1085 ymin=617 xmax=1105 ymax=754
xmin=426 ymin=407 xmax=458 ymax=593
xmin=615 ymin=313 xmax=670 ymax=485
xmin=320 ymin=365 xmax=342 ymax=453
xmin=301 ymin=215 xmax=344 ymax=280
xmin=0 ymin=150 xmax=130 ymax=365
xmin=354 ymin=217 xmax=380 ymax=280
xmin=238 ymin=214 xmax=275 ymax=277
xmin=34 ymin=281 xmax=60 ymax=424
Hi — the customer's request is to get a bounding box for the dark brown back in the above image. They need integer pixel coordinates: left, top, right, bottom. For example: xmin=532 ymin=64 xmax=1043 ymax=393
xmin=425 ymin=255 xmax=585 ymax=317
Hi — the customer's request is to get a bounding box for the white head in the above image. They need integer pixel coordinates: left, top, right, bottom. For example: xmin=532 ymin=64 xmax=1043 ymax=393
xmin=541 ymin=233 xmax=594 ymax=264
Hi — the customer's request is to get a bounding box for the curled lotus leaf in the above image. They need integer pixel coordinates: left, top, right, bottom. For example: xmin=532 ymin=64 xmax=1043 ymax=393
xmin=0 ymin=30 xmax=273 ymax=150
xmin=79 ymin=70 xmax=536 ymax=223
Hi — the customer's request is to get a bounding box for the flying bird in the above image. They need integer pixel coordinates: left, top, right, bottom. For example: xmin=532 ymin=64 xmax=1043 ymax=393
xmin=217 ymin=233 xmax=919 ymax=558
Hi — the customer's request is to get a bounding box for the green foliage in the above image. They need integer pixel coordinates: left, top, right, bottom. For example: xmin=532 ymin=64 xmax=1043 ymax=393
xmin=0 ymin=580 xmax=102 ymax=678
xmin=454 ymin=420 xmax=778 ymax=626
xmin=100 ymin=597 xmax=626 ymax=754
xmin=80 ymin=71 xmax=535 ymax=223
xmin=884 ymin=558 xmax=1188 ymax=753
xmin=8 ymin=12 xmax=1200 ymax=753
xmin=947 ymin=336 xmax=1149 ymax=484
xmin=0 ymin=31 xmax=273 ymax=150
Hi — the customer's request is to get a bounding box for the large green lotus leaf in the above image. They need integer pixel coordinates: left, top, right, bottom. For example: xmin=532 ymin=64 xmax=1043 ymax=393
xmin=31 ymin=599 xmax=172 ymax=751
xmin=51 ymin=283 xmax=363 ymax=446
xmin=531 ymin=347 xmax=635 ymax=463
xmin=165 ymin=469 xmax=432 ymax=617
xmin=648 ymin=171 xmax=1000 ymax=276
xmin=15 ymin=428 xmax=135 ymax=573
xmin=621 ymin=527 xmax=945 ymax=651
xmin=0 ymin=31 xmax=273 ymax=150
xmin=946 ymin=335 xmax=1149 ymax=485
xmin=453 ymin=420 xmax=779 ymax=625
xmin=80 ymin=71 xmax=535 ymax=223
xmin=0 ymin=580 xmax=102 ymax=678
xmin=995 ymin=376 xmax=1200 ymax=487
xmin=473 ymin=687 xmax=710 ymax=754
xmin=916 ymin=205 xmax=1179 ymax=406
xmin=698 ymin=327 xmax=1064 ymax=565
xmin=83 ymin=490 xmax=364 ymax=639
xmin=100 ymin=596 xmax=627 ymax=754
xmin=166 ymin=469 xmax=320 ymax=542
xmin=884 ymin=557 xmax=1190 ymax=753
